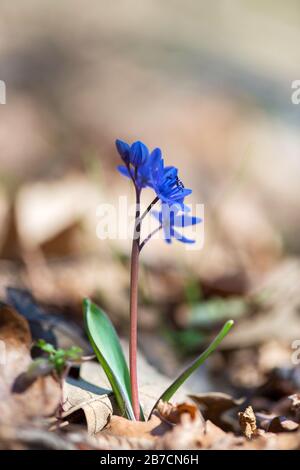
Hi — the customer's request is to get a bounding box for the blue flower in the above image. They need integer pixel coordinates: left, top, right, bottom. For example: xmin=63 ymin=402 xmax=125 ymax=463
xmin=152 ymin=204 xmax=201 ymax=244
xmin=116 ymin=139 xmax=148 ymax=167
xmin=150 ymin=164 xmax=192 ymax=208
xmin=116 ymin=139 xmax=192 ymax=207
xmin=115 ymin=139 xmax=131 ymax=164
xmin=117 ymin=145 xmax=161 ymax=190
xmin=130 ymin=141 xmax=148 ymax=166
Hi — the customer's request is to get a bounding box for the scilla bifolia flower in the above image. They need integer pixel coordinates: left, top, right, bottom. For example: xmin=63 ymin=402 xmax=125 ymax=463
xmin=84 ymin=139 xmax=233 ymax=424
xmin=117 ymin=139 xmax=201 ymax=419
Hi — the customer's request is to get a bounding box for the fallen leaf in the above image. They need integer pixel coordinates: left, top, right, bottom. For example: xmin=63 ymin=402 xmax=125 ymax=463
xmin=257 ymin=413 xmax=299 ymax=433
xmin=153 ymin=402 xmax=205 ymax=450
xmin=103 ymin=414 xmax=169 ymax=440
xmin=99 ymin=400 xmax=204 ymax=450
xmin=268 ymin=417 xmax=299 ymax=433
xmin=6 ymin=287 xmax=91 ymax=352
xmin=156 ymin=414 xmax=204 ymax=450
xmin=155 ymin=400 xmax=203 ymax=425
xmin=62 ymin=351 xmax=188 ymax=434
xmin=62 ymin=377 xmax=116 ymax=435
xmin=154 ymin=407 xmax=241 ymax=450
xmin=0 ymin=303 xmax=60 ymax=425
xmin=189 ymin=392 xmax=244 ymax=430
xmin=238 ymin=406 xmax=258 ymax=439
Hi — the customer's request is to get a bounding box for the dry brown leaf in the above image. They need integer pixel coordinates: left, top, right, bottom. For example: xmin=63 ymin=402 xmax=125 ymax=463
xmin=154 ymin=407 xmax=241 ymax=450
xmin=93 ymin=400 xmax=197 ymax=446
xmin=155 ymin=414 xmax=204 ymax=450
xmin=238 ymin=406 xmax=258 ymax=439
xmin=0 ymin=304 xmax=60 ymax=425
xmin=6 ymin=287 xmax=90 ymax=352
xmin=63 ymin=354 xmax=188 ymax=435
xmin=267 ymin=417 xmax=299 ymax=433
xmin=257 ymin=412 xmax=299 ymax=433
xmin=103 ymin=414 xmax=170 ymax=441
xmin=145 ymin=401 xmax=207 ymax=450
xmin=92 ymin=401 xmax=204 ymax=450
xmin=62 ymin=379 xmax=116 ymax=434
xmin=155 ymin=400 xmax=204 ymax=425
xmin=189 ymin=392 xmax=244 ymax=430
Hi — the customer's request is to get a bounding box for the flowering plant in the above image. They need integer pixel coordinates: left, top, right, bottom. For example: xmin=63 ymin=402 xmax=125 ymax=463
xmin=84 ymin=140 xmax=233 ymax=421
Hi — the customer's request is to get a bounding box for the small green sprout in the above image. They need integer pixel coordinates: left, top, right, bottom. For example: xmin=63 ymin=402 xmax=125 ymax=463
xmin=36 ymin=339 xmax=83 ymax=376
xmin=13 ymin=340 xmax=85 ymax=423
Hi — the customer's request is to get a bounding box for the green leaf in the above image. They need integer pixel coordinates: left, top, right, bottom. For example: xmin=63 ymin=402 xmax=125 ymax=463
xmin=83 ymin=298 xmax=135 ymax=420
xmin=35 ymin=339 xmax=56 ymax=355
xmin=65 ymin=346 xmax=83 ymax=360
xmin=151 ymin=320 xmax=234 ymax=412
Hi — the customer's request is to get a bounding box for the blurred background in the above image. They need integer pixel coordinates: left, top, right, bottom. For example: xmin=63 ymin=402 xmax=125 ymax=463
xmin=0 ymin=0 xmax=300 ymax=395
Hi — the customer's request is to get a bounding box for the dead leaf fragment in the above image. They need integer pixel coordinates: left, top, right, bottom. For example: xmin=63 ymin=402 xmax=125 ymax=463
xmin=62 ymin=378 xmax=116 ymax=434
xmin=238 ymin=406 xmax=258 ymax=439
xmin=155 ymin=400 xmax=203 ymax=425
xmin=268 ymin=417 xmax=299 ymax=433
xmin=189 ymin=392 xmax=244 ymax=430
xmin=103 ymin=414 xmax=170 ymax=441
xmin=257 ymin=412 xmax=299 ymax=433
xmin=156 ymin=411 xmax=205 ymax=450
xmin=97 ymin=401 xmax=205 ymax=450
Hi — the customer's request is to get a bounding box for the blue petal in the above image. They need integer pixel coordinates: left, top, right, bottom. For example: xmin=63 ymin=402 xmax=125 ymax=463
xmin=172 ymin=229 xmax=195 ymax=244
xmin=117 ymin=165 xmax=131 ymax=179
xmin=130 ymin=141 xmax=149 ymax=166
xmin=116 ymin=139 xmax=130 ymax=163
xmin=177 ymin=188 xmax=192 ymax=198
xmin=173 ymin=214 xmax=202 ymax=227
xmin=164 ymin=166 xmax=178 ymax=179
xmin=150 ymin=148 xmax=162 ymax=165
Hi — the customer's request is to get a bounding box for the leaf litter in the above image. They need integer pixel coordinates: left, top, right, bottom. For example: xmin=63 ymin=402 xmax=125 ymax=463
xmin=1 ymin=296 xmax=299 ymax=450
xmin=1 ymin=239 xmax=300 ymax=449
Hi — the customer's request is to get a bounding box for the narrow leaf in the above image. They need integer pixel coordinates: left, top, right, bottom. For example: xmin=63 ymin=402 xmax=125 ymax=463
xmin=151 ymin=320 xmax=234 ymax=413
xmin=83 ymin=299 xmax=135 ymax=420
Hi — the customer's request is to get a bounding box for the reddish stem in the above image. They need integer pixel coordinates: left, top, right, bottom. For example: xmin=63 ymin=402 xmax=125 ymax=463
xmin=129 ymin=188 xmax=141 ymax=420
